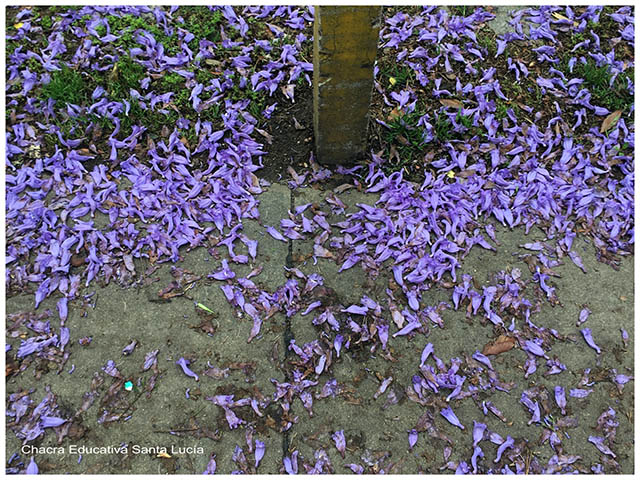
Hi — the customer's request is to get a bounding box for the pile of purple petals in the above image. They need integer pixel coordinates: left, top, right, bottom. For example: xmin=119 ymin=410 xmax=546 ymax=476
xmin=5 ymin=5 xmax=634 ymax=474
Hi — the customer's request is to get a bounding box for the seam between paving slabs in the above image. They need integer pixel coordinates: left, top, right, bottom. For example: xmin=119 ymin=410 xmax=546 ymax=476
xmin=281 ymin=186 xmax=296 ymax=460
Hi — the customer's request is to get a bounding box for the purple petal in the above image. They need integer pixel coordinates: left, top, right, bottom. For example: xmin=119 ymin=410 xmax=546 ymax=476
xmin=408 ymin=429 xmax=418 ymax=449
xmin=332 ymin=430 xmax=346 ymax=457
xmin=581 ymin=328 xmax=602 ymax=354
xmin=588 ymin=436 xmax=616 ymax=458
xmin=254 ymin=440 xmax=265 ymax=468
xmin=176 ymin=357 xmax=199 ymax=381
xmin=26 ymin=457 xmax=38 ymax=474
xmin=440 ymin=406 xmax=465 ymax=430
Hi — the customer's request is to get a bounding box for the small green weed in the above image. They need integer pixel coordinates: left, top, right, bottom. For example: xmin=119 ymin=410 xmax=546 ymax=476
xmin=573 ymin=59 xmax=633 ymax=112
xmin=41 ymin=66 xmax=87 ymax=106
xmin=107 ymin=56 xmax=145 ymax=101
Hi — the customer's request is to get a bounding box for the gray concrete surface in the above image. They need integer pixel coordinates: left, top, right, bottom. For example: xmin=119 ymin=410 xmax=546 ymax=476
xmin=6 ymin=178 xmax=634 ymax=474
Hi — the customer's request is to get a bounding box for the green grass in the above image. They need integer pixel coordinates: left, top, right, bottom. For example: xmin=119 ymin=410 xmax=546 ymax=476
xmin=105 ymin=14 xmax=181 ymax=55
xmin=380 ymin=63 xmax=415 ymax=90
xmin=182 ymin=7 xmax=224 ymax=45
xmin=106 ymin=56 xmax=145 ymax=101
xmin=573 ymin=60 xmax=633 ymax=113
xmin=40 ymin=66 xmax=88 ymax=106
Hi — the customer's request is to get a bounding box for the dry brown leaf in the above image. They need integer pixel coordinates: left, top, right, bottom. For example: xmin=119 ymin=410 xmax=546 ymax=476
xmin=439 ymin=99 xmax=463 ymax=109
xmin=482 ymin=334 xmax=516 ymax=356
xmin=388 ymin=107 xmax=402 ymax=121
xmin=600 ymin=110 xmax=622 ymax=133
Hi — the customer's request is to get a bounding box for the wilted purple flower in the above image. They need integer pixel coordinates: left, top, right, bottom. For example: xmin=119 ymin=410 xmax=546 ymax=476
xmin=554 ymin=386 xmax=567 ymax=415
xmin=408 ymin=429 xmax=418 ymax=449
xmin=203 ymin=454 xmax=216 ymax=474
xmin=588 ymin=436 xmax=616 ymax=458
xmin=345 ymin=463 xmax=364 ymax=474
xmin=26 ymin=456 xmax=38 ymax=474
xmin=122 ymin=340 xmax=137 ymax=356
xmin=420 ymin=343 xmax=434 ymax=367
xmin=374 ymin=377 xmax=393 ymax=399
xmin=102 ymin=360 xmax=121 ymax=378
xmin=41 ymin=416 xmax=67 ymax=428
xmin=471 ymin=446 xmax=484 ymax=473
xmin=266 ymin=225 xmax=288 ymax=242
xmin=472 ymin=421 xmax=486 ymax=446
xmin=332 ymin=430 xmax=346 ymax=457
xmin=209 ymin=259 xmax=235 ymax=281
xmin=495 ymin=436 xmax=514 ymax=463
xmin=255 ymin=440 xmax=265 ymax=468
xmin=580 ymin=328 xmax=602 ymax=354
xmin=577 ymin=307 xmax=591 ymax=326
xmin=620 ymin=329 xmax=629 ymax=348
xmin=569 ymin=388 xmax=593 ymax=398
xmin=523 ymin=339 xmax=547 ymax=357
xmin=283 ymin=450 xmax=299 ymax=474
xmin=143 ymin=349 xmax=159 ymax=371
xmin=176 ymin=357 xmax=199 ymax=381
xmin=440 ymin=406 xmax=465 ymax=430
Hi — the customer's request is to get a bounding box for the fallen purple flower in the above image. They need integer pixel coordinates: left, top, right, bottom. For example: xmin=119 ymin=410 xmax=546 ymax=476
xmin=332 ymin=430 xmax=346 ymax=458
xmin=440 ymin=406 xmax=465 ymax=430
xmin=176 ymin=357 xmax=199 ymax=382
xmin=581 ymin=328 xmax=602 ymax=354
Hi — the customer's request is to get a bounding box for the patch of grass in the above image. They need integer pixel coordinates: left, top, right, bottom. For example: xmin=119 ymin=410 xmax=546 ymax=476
xmin=573 ymin=59 xmax=633 ymax=113
xmin=182 ymin=7 xmax=224 ymax=45
xmin=476 ymin=28 xmax=497 ymax=58
xmin=449 ymin=6 xmax=473 ymax=17
xmin=380 ymin=63 xmax=415 ymax=90
xmin=383 ymin=109 xmax=428 ymax=171
xmin=40 ymin=65 xmax=88 ymax=106
xmin=433 ymin=112 xmax=453 ymax=143
xmin=106 ymin=56 xmax=145 ymax=101
xmin=107 ymin=14 xmax=181 ymax=55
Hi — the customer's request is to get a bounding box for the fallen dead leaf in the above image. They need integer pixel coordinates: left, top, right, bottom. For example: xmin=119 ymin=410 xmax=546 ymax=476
xmin=482 ymin=334 xmax=516 ymax=355
xmin=388 ymin=107 xmax=402 ymax=121
xmin=439 ymin=99 xmax=463 ymax=109
xmin=600 ymin=110 xmax=622 ymax=133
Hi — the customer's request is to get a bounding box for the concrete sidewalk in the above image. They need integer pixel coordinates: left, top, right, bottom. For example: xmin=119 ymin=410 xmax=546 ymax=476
xmin=6 ymin=179 xmax=634 ymax=474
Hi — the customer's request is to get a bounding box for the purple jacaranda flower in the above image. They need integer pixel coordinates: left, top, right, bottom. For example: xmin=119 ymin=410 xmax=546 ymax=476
xmin=374 ymin=377 xmax=393 ymax=399
xmin=41 ymin=416 xmax=67 ymax=428
xmin=102 ymin=360 xmax=121 ymax=378
xmin=554 ymin=386 xmax=567 ymax=415
xmin=122 ymin=340 xmax=137 ymax=356
xmin=440 ymin=406 xmax=465 ymax=430
xmin=301 ymin=301 xmax=322 ymax=316
xmin=342 ymin=304 xmax=368 ymax=315
xmin=523 ymin=339 xmax=547 ymax=357
xmin=283 ymin=450 xmax=299 ymax=474
xmin=203 ymin=454 xmax=216 ymax=474
xmin=176 ymin=357 xmax=199 ymax=381
xmin=621 ymin=329 xmax=629 ymax=349
xmin=345 ymin=463 xmax=364 ymax=474
xmin=26 ymin=457 xmax=38 ymax=474
xmin=143 ymin=350 xmax=159 ymax=371
xmin=581 ymin=328 xmax=602 ymax=354
xmin=332 ymin=430 xmax=346 ymax=457
xmin=472 ymin=421 xmax=486 ymax=446
xmin=577 ymin=307 xmax=591 ymax=326
xmin=266 ymin=225 xmax=287 ymax=242
xmin=392 ymin=319 xmax=421 ymax=337
xmin=408 ymin=429 xmax=418 ymax=450
xmin=255 ymin=440 xmax=265 ymax=468
xmin=209 ymin=259 xmax=235 ymax=281
xmin=569 ymin=388 xmax=593 ymax=398
xmin=471 ymin=446 xmax=484 ymax=473
xmin=495 ymin=436 xmax=514 ymax=463
xmin=588 ymin=436 xmax=616 ymax=457
xmin=420 ymin=343 xmax=434 ymax=367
